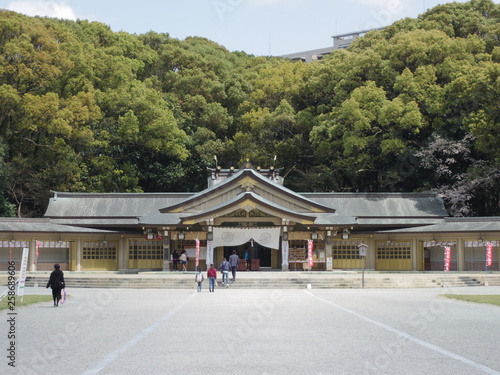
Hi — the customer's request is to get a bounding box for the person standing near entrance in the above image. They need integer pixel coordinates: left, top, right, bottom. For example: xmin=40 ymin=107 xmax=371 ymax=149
xmin=172 ymin=249 xmax=179 ymax=271
xmin=179 ymin=250 xmax=187 ymax=271
xmin=207 ymin=264 xmax=217 ymax=292
xmin=229 ymin=250 xmax=239 ymax=282
xmin=244 ymin=249 xmax=252 ymax=271
xmin=219 ymin=257 xmax=230 ymax=287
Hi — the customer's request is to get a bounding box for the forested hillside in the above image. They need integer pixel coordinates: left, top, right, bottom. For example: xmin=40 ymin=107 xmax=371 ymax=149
xmin=1 ymin=0 xmax=499 ymax=218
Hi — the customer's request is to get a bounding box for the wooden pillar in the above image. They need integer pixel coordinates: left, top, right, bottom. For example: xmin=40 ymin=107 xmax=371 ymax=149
xmin=457 ymin=237 xmax=465 ymax=271
xmin=163 ymin=231 xmax=171 ymax=272
xmin=76 ymin=238 xmax=82 ymax=271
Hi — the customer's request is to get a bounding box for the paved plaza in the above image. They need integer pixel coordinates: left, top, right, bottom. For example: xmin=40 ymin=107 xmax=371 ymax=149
xmin=3 ymin=285 xmax=500 ymax=375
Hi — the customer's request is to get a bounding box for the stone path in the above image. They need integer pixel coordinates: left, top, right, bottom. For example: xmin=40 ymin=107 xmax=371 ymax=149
xmin=3 ymin=286 xmax=500 ymax=375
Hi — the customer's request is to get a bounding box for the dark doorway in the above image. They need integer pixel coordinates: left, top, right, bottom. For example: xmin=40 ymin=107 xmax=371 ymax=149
xmin=254 ymin=242 xmax=271 ymax=267
xmin=223 ymin=242 xmax=271 ymax=268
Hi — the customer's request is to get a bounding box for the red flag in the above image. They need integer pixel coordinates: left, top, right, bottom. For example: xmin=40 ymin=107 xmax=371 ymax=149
xmin=195 ymin=239 xmax=200 ymax=267
xmin=35 ymin=241 xmax=41 ymax=264
xmin=308 ymin=240 xmax=314 ymax=267
xmin=444 ymin=246 xmax=451 ymax=271
xmin=486 ymin=243 xmax=493 ymax=267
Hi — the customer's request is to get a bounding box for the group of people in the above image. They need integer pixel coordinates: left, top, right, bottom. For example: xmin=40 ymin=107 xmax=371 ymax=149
xmin=195 ymin=250 xmax=249 ymax=292
xmin=47 ymin=250 xmax=250 ymax=303
xmin=171 ymin=249 xmax=188 ymax=271
xmin=174 ymin=248 xmax=252 ymax=276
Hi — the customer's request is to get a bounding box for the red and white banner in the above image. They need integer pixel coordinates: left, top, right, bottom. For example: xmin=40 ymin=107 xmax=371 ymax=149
xmin=486 ymin=243 xmax=493 ymax=267
xmin=34 ymin=241 xmax=41 ymax=264
xmin=444 ymin=246 xmax=452 ymax=271
xmin=195 ymin=239 xmax=200 ymax=267
xmin=307 ymin=240 xmax=314 ymax=267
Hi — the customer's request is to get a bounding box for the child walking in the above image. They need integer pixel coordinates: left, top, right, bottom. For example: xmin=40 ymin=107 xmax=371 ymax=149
xmin=195 ymin=268 xmax=204 ymax=292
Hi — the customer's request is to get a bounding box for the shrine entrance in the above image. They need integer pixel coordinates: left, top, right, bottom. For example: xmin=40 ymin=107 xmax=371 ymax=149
xmin=222 ymin=242 xmax=271 ymax=270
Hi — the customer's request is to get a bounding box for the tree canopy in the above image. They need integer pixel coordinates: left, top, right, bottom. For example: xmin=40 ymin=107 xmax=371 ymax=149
xmin=1 ymin=0 xmax=499 ymax=217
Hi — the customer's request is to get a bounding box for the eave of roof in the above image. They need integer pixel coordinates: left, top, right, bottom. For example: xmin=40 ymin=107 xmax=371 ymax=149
xmin=139 ymin=213 xmax=182 ymax=226
xmin=356 ymin=218 xmax=444 ymax=226
xmin=312 ymin=213 xmax=358 ymax=226
xmin=0 ymin=218 xmax=117 ymax=233
xmin=48 ymin=218 xmax=140 ymax=227
xmin=380 ymin=217 xmax=500 ymax=233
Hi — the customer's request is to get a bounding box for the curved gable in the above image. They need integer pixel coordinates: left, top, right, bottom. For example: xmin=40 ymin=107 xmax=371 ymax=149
xmin=160 ymin=168 xmax=335 ymax=215
xmin=180 ymin=191 xmax=317 ymax=225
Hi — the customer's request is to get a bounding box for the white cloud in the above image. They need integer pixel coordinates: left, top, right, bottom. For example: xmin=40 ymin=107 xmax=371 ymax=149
xmin=7 ymin=0 xmax=77 ymax=20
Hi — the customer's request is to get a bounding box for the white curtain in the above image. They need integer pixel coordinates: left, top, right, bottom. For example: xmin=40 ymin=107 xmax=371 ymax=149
xmin=424 ymin=241 xmax=456 ymax=247
xmin=213 ymin=227 xmax=281 ymax=249
xmin=464 ymin=240 xmax=498 ymax=248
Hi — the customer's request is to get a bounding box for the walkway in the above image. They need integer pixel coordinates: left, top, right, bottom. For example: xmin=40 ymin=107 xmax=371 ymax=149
xmin=11 ymin=286 xmax=500 ymax=375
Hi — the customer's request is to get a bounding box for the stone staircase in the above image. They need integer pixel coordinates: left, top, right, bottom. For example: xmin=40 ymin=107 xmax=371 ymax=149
xmin=18 ymin=273 xmax=499 ymax=289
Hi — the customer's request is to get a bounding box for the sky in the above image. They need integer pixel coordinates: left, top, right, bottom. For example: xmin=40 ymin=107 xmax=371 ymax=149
xmin=1 ymin=0 xmax=499 ymax=56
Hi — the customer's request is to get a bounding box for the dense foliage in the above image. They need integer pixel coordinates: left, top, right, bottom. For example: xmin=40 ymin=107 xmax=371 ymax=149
xmin=1 ymin=0 xmax=499 ymax=217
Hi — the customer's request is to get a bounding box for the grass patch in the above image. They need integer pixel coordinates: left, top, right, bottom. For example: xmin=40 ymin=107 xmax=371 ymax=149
xmin=441 ymin=294 xmax=500 ymax=307
xmin=0 ymin=295 xmax=54 ymax=311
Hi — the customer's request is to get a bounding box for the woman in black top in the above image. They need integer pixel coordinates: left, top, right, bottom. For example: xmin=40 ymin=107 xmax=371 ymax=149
xmin=46 ymin=264 xmax=65 ymax=306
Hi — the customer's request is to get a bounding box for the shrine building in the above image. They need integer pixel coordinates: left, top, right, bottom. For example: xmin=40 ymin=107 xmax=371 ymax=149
xmin=1 ymin=163 xmax=499 ymax=273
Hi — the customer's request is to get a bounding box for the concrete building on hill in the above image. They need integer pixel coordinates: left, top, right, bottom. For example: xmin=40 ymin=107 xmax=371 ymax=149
xmin=280 ymin=28 xmax=384 ymax=62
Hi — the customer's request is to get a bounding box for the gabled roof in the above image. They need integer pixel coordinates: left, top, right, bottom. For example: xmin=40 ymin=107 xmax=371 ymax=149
xmin=160 ymin=168 xmax=336 ymax=214
xmin=179 ymin=191 xmax=319 ymax=225
xmin=41 ymin=172 xmax=449 ymax=230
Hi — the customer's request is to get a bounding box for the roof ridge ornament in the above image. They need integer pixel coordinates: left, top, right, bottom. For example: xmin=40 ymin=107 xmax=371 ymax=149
xmin=242 ymin=158 xmax=253 ymax=169
xmin=239 ymin=176 xmax=257 ymax=191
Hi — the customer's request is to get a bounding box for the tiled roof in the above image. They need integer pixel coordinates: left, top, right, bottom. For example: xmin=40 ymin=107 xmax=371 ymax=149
xmin=0 ymin=218 xmax=115 ymax=233
xmin=44 ymin=192 xmax=193 ymax=218
xmin=302 ymin=192 xmax=447 ymax=218
xmin=383 ymin=217 xmax=500 ymax=233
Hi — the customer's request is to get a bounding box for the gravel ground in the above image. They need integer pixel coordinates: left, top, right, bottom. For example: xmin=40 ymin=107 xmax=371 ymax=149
xmin=2 ymin=286 xmax=500 ymax=375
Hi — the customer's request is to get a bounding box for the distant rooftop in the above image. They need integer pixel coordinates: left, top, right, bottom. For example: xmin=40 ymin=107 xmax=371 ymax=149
xmin=281 ymin=27 xmax=384 ymax=62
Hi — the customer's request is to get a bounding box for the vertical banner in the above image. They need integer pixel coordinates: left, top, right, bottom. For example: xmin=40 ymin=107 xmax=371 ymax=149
xmin=308 ymin=240 xmax=314 ymax=267
xmin=206 ymin=241 xmax=214 ymax=268
xmin=281 ymin=240 xmax=289 ymax=267
xmin=17 ymin=248 xmax=29 ymax=298
xmin=195 ymin=239 xmax=200 ymax=267
xmin=444 ymin=246 xmax=451 ymax=271
xmin=486 ymin=243 xmax=493 ymax=267
xmin=34 ymin=241 xmax=41 ymax=264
